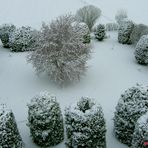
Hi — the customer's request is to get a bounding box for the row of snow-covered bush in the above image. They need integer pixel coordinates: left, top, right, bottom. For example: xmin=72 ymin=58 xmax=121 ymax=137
xmin=114 ymin=84 xmax=148 ymax=147
xmin=0 ymin=24 xmax=37 ymax=52
xmin=118 ymin=20 xmax=148 ymax=45
xmin=1 ymin=84 xmax=148 ymax=148
xmin=0 ymin=94 xmax=106 ymax=148
xmin=118 ymin=19 xmax=148 ymax=65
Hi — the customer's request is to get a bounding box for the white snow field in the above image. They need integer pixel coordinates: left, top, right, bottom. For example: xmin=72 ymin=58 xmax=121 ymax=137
xmin=0 ymin=0 xmax=148 ymax=148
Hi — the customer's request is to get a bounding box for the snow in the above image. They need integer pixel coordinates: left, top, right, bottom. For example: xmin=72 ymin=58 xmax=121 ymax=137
xmin=0 ymin=0 xmax=148 ymax=148
xmin=1 ymin=31 xmax=148 ymax=148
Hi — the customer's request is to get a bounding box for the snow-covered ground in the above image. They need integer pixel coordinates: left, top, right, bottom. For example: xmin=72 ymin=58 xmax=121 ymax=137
xmin=1 ymin=32 xmax=148 ymax=148
xmin=0 ymin=0 xmax=148 ymax=148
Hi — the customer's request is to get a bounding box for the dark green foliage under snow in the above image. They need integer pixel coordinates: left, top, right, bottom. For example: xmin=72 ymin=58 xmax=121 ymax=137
xmin=0 ymin=24 xmax=16 ymax=48
xmin=9 ymin=26 xmax=37 ymax=52
xmin=0 ymin=105 xmax=24 ymax=148
xmin=27 ymin=91 xmax=64 ymax=147
xmin=131 ymin=112 xmax=148 ymax=148
xmin=118 ymin=20 xmax=134 ymax=44
xmin=95 ymin=24 xmax=106 ymax=41
xmin=134 ymin=35 xmax=148 ymax=65
xmin=83 ymin=33 xmax=91 ymax=44
xmin=65 ymin=97 xmax=106 ymax=148
xmin=114 ymin=85 xmax=148 ymax=146
xmin=72 ymin=22 xmax=91 ymax=44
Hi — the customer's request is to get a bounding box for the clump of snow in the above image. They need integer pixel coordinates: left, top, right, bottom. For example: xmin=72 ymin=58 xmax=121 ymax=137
xmin=114 ymin=84 xmax=148 ymax=146
xmin=65 ymin=97 xmax=106 ymax=148
xmin=9 ymin=26 xmax=37 ymax=52
xmin=134 ymin=35 xmax=148 ymax=65
xmin=0 ymin=24 xmax=16 ymax=48
xmin=131 ymin=112 xmax=148 ymax=148
xmin=0 ymin=104 xmax=24 ymax=148
xmin=118 ymin=20 xmax=134 ymax=44
xmin=27 ymin=91 xmax=64 ymax=147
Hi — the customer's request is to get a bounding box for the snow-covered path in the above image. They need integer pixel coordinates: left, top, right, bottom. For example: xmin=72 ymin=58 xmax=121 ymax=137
xmin=0 ymin=32 xmax=148 ymax=147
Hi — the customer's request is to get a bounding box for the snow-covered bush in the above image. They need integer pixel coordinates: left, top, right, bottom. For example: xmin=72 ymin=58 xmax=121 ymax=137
xmin=130 ymin=24 xmax=148 ymax=45
xmin=0 ymin=24 xmax=16 ymax=48
xmin=65 ymin=97 xmax=106 ymax=148
xmin=115 ymin=9 xmax=128 ymax=25
xmin=27 ymin=91 xmax=64 ymax=147
xmin=0 ymin=104 xmax=24 ymax=148
xmin=134 ymin=35 xmax=148 ymax=65
xmin=95 ymin=24 xmax=106 ymax=41
xmin=131 ymin=112 xmax=148 ymax=148
xmin=9 ymin=26 xmax=37 ymax=52
xmin=72 ymin=22 xmax=91 ymax=44
xmin=105 ymin=23 xmax=118 ymax=31
xmin=76 ymin=5 xmax=101 ymax=31
xmin=114 ymin=85 xmax=148 ymax=146
xmin=118 ymin=20 xmax=134 ymax=44
xmin=27 ymin=15 xmax=91 ymax=85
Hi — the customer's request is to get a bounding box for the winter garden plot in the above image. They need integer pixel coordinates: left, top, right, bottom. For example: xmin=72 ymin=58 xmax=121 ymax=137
xmin=0 ymin=1 xmax=148 ymax=148
xmin=1 ymin=31 xmax=148 ymax=148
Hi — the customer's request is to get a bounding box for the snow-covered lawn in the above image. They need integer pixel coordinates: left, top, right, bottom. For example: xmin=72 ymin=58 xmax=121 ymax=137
xmin=1 ymin=32 xmax=148 ymax=148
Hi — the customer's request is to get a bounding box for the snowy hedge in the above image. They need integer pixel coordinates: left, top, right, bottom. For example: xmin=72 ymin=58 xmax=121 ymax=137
xmin=9 ymin=26 xmax=37 ymax=52
xmin=95 ymin=24 xmax=106 ymax=41
xmin=114 ymin=85 xmax=148 ymax=146
xmin=76 ymin=5 xmax=101 ymax=31
xmin=118 ymin=20 xmax=134 ymax=44
xmin=0 ymin=24 xmax=16 ymax=48
xmin=131 ymin=112 xmax=148 ymax=148
xmin=134 ymin=35 xmax=148 ymax=65
xmin=72 ymin=22 xmax=91 ymax=44
xmin=0 ymin=105 xmax=24 ymax=148
xmin=65 ymin=97 xmax=106 ymax=148
xmin=27 ymin=15 xmax=91 ymax=85
xmin=130 ymin=24 xmax=148 ymax=45
xmin=27 ymin=91 xmax=64 ymax=147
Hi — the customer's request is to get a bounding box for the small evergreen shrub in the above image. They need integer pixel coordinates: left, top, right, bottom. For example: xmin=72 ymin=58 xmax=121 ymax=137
xmin=0 ymin=104 xmax=24 ymax=148
xmin=134 ymin=35 xmax=148 ymax=65
xmin=0 ymin=24 xmax=16 ymax=48
xmin=118 ymin=20 xmax=134 ymax=44
xmin=131 ymin=112 xmax=148 ymax=148
xmin=27 ymin=91 xmax=64 ymax=147
xmin=114 ymin=85 xmax=148 ymax=146
xmin=72 ymin=22 xmax=91 ymax=43
xmin=9 ymin=26 xmax=37 ymax=52
xmin=95 ymin=24 xmax=106 ymax=41
xmin=65 ymin=97 xmax=106 ymax=148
